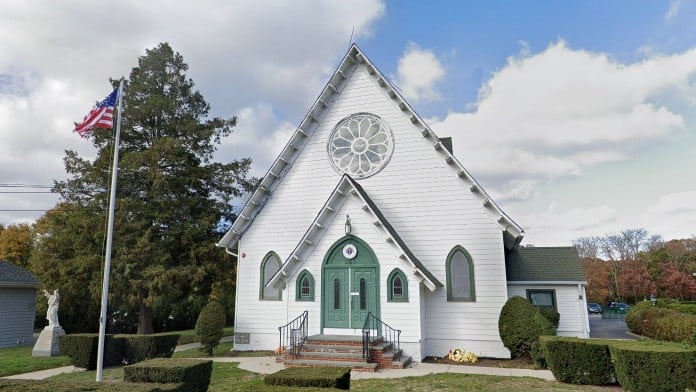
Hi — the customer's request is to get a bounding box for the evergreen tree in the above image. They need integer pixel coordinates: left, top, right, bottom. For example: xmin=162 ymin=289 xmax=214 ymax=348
xmin=40 ymin=43 xmax=252 ymax=334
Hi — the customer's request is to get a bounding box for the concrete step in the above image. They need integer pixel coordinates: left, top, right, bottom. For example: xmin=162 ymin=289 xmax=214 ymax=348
xmin=304 ymin=334 xmax=381 ymax=347
xmin=390 ymin=355 xmax=412 ymax=369
xmin=284 ymin=359 xmax=378 ymax=372
xmin=302 ymin=343 xmax=364 ymax=354
xmin=296 ymin=351 xmax=365 ymax=362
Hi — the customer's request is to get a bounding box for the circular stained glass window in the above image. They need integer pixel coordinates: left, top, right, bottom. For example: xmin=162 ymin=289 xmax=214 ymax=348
xmin=328 ymin=114 xmax=394 ymax=178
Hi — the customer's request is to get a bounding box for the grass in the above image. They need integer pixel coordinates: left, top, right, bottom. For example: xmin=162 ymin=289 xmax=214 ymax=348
xmin=43 ymin=362 xmax=623 ymax=391
xmin=172 ymin=341 xmax=235 ymax=358
xmin=151 ymin=326 xmax=234 ymax=345
xmin=0 ymin=346 xmax=71 ymax=377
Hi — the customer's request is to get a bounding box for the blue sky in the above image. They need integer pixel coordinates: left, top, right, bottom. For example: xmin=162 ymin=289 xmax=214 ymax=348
xmin=0 ymin=0 xmax=695 ymax=245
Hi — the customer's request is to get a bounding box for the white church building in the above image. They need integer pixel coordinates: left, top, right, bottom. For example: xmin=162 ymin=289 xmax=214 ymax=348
xmin=217 ymin=45 xmax=588 ymax=367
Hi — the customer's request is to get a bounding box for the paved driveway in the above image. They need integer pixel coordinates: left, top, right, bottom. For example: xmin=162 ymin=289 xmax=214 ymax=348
xmin=588 ymin=314 xmax=636 ymax=339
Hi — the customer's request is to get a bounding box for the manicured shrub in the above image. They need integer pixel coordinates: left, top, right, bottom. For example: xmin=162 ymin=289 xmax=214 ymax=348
xmin=195 ymin=301 xmax=226 ymax=355
xmin=264 ymin=367 xmax=351 ymax=390
xmin=121 ymin=335 xmax=180 ymax=364
xmin=626 ymin=304 xmax=696 ymax=342
xmin=498 ymin=296 xmax=556 ymax=359
xmin=0 ymin=379 xmax=181 ymax=391
xmin=540 ymin=336 xmax=615 ymax=385
xmin=124 ymin=358 xmax=212 ymax=392
xmin=58 ymin=334 xmax=122 ymax=369
xmin=667 ymin=302 xmax=696 ymax=316
xmin=60 ymin=333 xmax=182 ymax=369
xmin=610 ymin=341 xmax=696 ymax=392
xmin=537 ymin=307 xmax=560 ymax=328
xmin=530 ymin=340 xmax=546 ymax=368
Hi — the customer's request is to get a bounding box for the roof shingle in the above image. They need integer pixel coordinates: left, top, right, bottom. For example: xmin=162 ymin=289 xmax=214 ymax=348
xmin=505 ymin=247 xmax=585 ymax=282
xmin=0 ymin=260 xmax=39 ymax=286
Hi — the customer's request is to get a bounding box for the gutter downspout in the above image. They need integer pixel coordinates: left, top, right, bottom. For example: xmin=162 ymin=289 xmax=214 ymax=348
xmin=578 ymin=283 xmax=589 ymax=338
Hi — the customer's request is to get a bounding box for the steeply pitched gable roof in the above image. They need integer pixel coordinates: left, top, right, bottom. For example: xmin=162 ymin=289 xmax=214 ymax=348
xmin=217 ymin=44 xmax=523 ymax=251
xmin=505 ymin=247 xmax=586 ymax=282
xmin=266 ymin=175 xmax=442 ymax=291
xmin=0 ymin=260 xmax=39 ymax=287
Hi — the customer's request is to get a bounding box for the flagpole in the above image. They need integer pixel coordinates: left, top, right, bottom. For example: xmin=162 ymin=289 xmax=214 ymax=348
xmin=96 ymin=79 xmax=124 ymax=382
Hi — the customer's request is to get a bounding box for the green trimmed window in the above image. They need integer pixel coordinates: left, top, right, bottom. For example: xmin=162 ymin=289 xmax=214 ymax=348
xmin=446 ymin=246 xmax=476 ymax=302
xmin=387 ymin=268 xmax=408 ymax=302
xmin=526 ymin=289 xmax=557 ymax=310
xmin=260 ymin=252 xmax=281 ymax=300
xmin=296 ymin=270 xmax=315 ymax=301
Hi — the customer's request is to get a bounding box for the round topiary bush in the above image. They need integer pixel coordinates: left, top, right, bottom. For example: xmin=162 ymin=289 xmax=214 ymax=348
xmin=195 ymin=301 xmax=226 ymax=355
xmin=498 ymin=296 xmax=556 ymax=359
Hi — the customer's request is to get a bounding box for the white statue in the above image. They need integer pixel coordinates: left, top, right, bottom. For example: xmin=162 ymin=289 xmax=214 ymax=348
xmin=43 ymin=289 xmax=60 ymax=328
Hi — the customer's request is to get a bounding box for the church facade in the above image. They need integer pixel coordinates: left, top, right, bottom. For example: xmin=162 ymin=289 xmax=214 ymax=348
xmin=217 ymin=45 xmax=589 ymax=360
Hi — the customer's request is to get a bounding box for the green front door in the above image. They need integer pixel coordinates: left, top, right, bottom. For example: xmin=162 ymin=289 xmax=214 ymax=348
xmin=350 ymin=267 xmax=377 ymax=327
xmin=324 ymin=268 xmax=349 ymax=328
xmin=322 ymin=236 xmax=379 ymax=330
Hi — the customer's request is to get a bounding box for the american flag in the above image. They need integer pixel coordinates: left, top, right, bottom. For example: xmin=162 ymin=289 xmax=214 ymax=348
xmin=74 ymin=88 xmax=118 ymax=137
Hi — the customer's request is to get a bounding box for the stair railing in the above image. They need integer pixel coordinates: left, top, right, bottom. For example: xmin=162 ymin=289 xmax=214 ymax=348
xmin=361 ymin=311 xmax=401 ymax=361
xmin=277 ymin=310 xmax=308 ymax=358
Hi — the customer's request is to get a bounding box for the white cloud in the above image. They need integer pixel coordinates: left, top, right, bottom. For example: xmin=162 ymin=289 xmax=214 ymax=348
xmin=395 ymin=43 xmax=445 ymax=102
xmin=216 ymin=103 xmax=296 ymax=178
xmin=665 ymin=0 xmax=681 ymax=20
xmin=516 ymin=204 xmax=619 ymax=245
xmin=643 ymin=190 xmax=696 ymax=239
xmin=0 ymin=0 xmax=386 ymax=224
xmin=432 ymin=40 xmax=696 ymax=200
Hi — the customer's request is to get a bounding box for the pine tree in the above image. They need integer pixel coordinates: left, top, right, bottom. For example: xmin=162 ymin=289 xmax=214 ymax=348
xmin=40 ymin=43 xmax=252 ymax=334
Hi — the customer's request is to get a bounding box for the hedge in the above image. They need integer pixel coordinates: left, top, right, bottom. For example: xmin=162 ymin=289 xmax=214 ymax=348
xmin=120 ymin=334 xmax=180 ymax=364
xmin=540 ymin=336 xmax=614 ymax=385
xmin=626 ymin=303 xmax=696 ymax=343
xmin=59 ymin=333 xmax=180 ymax=370
xmin=541 ymin=337 xmax=696 ymax=391
xmin=610 ymin=341 xmax=696 ymax=392
xmin=0 ymin=379 xmax=181 ymax=391
xmin=264 ymin=367 xmax=351 ymax=390
xmin=124 ymin=358 xmax=212 ymax=392
xmin=498 ymin=296 xmax=556 ymax=359
xmin=59 ymin=334 xmax=122 ymax=369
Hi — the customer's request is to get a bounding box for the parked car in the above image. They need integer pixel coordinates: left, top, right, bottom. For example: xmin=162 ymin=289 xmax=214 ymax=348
xmin=607 ymin=302 xmax=630 ymax=313
xmin=587 ymin=303 xmax=602 ymax=314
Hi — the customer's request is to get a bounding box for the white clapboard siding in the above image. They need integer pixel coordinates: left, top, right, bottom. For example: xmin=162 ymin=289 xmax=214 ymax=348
xmin=234 ymin=63 xmax=511 ymax=357
xmin=507 ymin=285 xmax=590 ymax=338
xmin=0 ymin=288 xmax=37 ymax=348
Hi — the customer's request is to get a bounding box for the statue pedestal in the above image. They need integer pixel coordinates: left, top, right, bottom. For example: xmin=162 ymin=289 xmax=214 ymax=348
xmin=32 ymin=325 xmax=65 ymax=357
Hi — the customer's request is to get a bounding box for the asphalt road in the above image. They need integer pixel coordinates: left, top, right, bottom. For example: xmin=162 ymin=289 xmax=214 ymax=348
xmin=588 ymin=314 xmax=636 ymax=339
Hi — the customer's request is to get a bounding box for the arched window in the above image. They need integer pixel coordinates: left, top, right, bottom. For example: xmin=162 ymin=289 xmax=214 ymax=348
xmin=446 ymin=246 xmax=476 ymax=302
xmin=387 ymin=268 xmax=408 ymax=302
xmin=260 ymin=252 xmax=281 ymax=300
xmin=295 ymin=270 xmax=315 ymax=301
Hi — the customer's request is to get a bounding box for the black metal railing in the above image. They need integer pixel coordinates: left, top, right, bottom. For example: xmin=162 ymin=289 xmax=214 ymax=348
xmin=362 ymin=311 xmax=401 ymax=361
xmin=277 ymin=311 xmax=308 ymax=358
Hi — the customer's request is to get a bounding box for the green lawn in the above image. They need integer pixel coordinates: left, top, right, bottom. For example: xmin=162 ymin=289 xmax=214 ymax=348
xmin=172 ymin=341 xmax=235 ymax=358
xmin=0 ymin=346 xmax=71 ymax=378
xmin=43 ymin=362 xmax=621 ymax=391
xmin=152 ymin=326 xmax=234 ymax=345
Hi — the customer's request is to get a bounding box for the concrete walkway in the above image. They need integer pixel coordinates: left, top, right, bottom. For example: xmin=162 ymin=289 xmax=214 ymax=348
xmin=211 ymin=356 xmax=554 ymax=381
xmin=2 ymin=337 xmax=554 ymax=382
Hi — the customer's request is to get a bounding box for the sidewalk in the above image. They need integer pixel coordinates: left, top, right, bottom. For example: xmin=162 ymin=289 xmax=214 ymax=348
xmin=212 ymin=356 xmax=554 ymax=381
xmin=2 ymin=337 xmax=554 ymax=382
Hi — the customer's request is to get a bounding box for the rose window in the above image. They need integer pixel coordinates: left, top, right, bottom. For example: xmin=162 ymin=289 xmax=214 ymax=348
xmin=328 ymin=114 xmax=394 ymax=178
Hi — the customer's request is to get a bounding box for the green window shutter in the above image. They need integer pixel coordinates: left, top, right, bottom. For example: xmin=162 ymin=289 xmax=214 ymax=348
xmin=526 ymin=289 xmax=557 ymax=310
xmin=260 ymin=252 xmax=282 ymax=300
xmin=387 ymin=268 xmax=408 ymax=302
xmin=446 ymin=246 xmax=476 ymax=302
xmin=295 ymin=270 xmax=315 ymax=301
